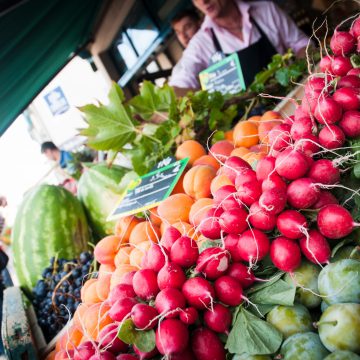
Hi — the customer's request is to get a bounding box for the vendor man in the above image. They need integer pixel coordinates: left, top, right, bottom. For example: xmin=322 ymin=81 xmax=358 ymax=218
xmin=169 ymin=0 xmax=310 ymax=94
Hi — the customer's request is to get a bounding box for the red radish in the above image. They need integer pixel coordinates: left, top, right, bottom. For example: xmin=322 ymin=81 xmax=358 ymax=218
xmin=331 ymin=56 xmax=353 ymax=76
xmin=210 ymin=140 xmax=234 ymax=161
xmin=347 ymin=68 xmax=360 ymax=76
xmin=295 ymin=105 xmax=310 ymax=120
xmin=236 ymin=180 xmax=262 ymax=206
xmin=330 ymin=30 xmax=356 ymax=55
xmin=204 ymin=303 xmax=232 ymax=333
xmin=275 ymin=148 xmax=310 ymax=180
xmin=226 ymin=262 xmax=255 ymax=288
xmin=74 ymin=341 xmax=97 ymax=360
xmin=219 ymin=208 xmax=248 ymax=234
xmin=248 ymin=201 xmax=277 ymax=231
xmin=214 ymin=275 xmax=243 ymax=306
xmin=339 ymin=110 xmax=360 ymax=138
xmin=295 ymin=135 xmax=320 ymax=156
xmin=146 ymin=244 xmax=168 ymax=272
xmin=99 ymin=324 xmax=128 ymax=354
xmin=156 ymin=319 xmax=189 ymax=355
xmin=108 ymin=284 xmax=136 ymax=305
xmin=301 ymin=90 xmax=323 ymax=114
xmin=290 ymin=117 xmax=316 ymax=141
xmin=157 ymin=262 xmax=186 ymax=290
xmin=287 ymin=178 xmax=320 ymax=209
xmin=133 ymin=269 xmax=159 ymax=300
xmin=317 ymin=204 xmax=358 ymax=239
xmin=305 ymin=77 xmax=327 ymax=96
xmin=116 ymin=355 xmax=138 ymax=360
xmin=155 ymin=288 xmax=186 ymax=318
xmin=268 ymin=124 xmax=292 ymax=151
xmin=259 ymin=188 xmax=287 ymax=214
xmin=133 ymin=345 xmax=158 ymax=360
xmin=109 ymin=297 xmax=138 ymax=322
xmin=170 ymin=348 xmax=196 ymax=360
xmin=308 ymin=159 xmax=340 ymax=185
xmin=141 ymin=253 xmax=148 ymax=268
xmin=261 ymin=173 xmax=287 ymax=193
xmin=180 ymin=307 xmax=198 ymax=325
xmin=350 ymin=16 xmax=360 ymax=38
xmin=318 ymin=125 xmax=345 ymax=149
xmin=195 ymin=247 xmax=230 ymax=280
xmin=222 ymin=156 xmax=251 ymax=183
xmin=214 ymin=185 xmax=241 ymax=210
xmin=131 ymin=303 xmax=158 ymax=330
xmin=235 ymin=168 xmax=258 ymax=188
xmin=284 ymin=115 xmax=295 ymax=126
xmin=89 ymin=352 xmax=116 ymax=360
xmin=119 ymin=271 xmax=136 ymax=286
xmin=299 ymin=229 xmax=331 ymax=264
xmin=314 ymin=97 xmax=342 ymax=124
xmin=333 ymin=87 xmax=360 ymax=111
xmin=277 ymin=210 xmax=308 ymax=239
xmin=237 ymin=229 xmax=270 ymax=262
xmin=320 ymin=55 xmax=333 ymax=73
xmin=312 ymin=190 xmax=338 ymax=209
xmin=191 ymin=328 xmax=226 ymax=360
xmin=270 ymin=237 xmax=301 ymax=272
xmin=337 ymin=74 xmax=360 ymax=88
xmin=224 ymin=233 xmax=242 ymax=261
xmin=198 ymin=208 xmax=222 ymax=239
xmin=256 ymin=156 xmax=276 ymax=181
xmin=170 ymin=236 xmax=199 ymax=268
xmin=182 ymin=277 xmax=215 ymax=309
xmin=160 ymin=227 xmax=181 ymax=252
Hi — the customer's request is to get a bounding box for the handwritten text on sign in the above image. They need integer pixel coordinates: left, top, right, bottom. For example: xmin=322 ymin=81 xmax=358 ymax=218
xmin=108 ymin=158 xmax=189 ymax=220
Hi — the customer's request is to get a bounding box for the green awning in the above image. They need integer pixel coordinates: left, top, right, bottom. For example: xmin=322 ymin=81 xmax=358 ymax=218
xmin=0 ymin=0 xmax=104 ymax=135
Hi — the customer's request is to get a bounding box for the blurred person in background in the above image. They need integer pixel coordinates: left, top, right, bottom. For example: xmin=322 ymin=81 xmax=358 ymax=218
xmin=171 ymin=8 xmax=203 ymax=48
xmin=41 ymin=141 xmax=73 ymax=170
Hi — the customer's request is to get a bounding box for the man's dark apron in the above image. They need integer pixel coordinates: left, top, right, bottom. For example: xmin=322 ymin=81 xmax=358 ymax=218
xmin=210 ymin=16 xmax=277 ymax=87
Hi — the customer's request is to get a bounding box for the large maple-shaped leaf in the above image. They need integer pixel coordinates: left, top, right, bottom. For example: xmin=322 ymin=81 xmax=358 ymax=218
xmin=79 ymin=83 xmax=137 ymax=151
xmin=129 ymin=81 xmax=176 ymax=120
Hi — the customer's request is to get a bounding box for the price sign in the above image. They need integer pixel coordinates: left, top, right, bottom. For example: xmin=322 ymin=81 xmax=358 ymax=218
xmin=107 ymin=158 xmax=189 ymax=220
xmin=199 ymin=53 xmax=246 ymax=95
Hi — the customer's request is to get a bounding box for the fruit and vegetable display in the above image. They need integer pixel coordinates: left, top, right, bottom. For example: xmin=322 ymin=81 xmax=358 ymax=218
xmin=7 ymin=13 xmax=360 ymax=360
xmin=33 ymin=252 xmax=94 ymax=342
xmin=45 ymin=15 xmax=360 ymax=358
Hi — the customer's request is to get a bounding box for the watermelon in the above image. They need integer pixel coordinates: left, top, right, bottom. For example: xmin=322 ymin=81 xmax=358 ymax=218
xmin=77 ymin=164 xmax=128 ymax=239
xmin=12 ymin=185 xmax=90 ymax=290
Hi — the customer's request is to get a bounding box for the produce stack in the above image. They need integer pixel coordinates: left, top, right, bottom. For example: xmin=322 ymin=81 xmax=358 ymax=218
xmin=48 ymin=18 xmax=360 ymax=360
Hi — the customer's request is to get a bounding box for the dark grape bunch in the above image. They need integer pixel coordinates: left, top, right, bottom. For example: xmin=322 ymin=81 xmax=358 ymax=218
xmin=32 ymin=251 xmax=94 ymax=342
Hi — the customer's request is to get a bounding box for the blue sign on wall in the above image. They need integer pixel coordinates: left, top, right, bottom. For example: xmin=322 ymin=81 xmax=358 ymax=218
xmin=43 ymin=86 xmax=69 ymax=116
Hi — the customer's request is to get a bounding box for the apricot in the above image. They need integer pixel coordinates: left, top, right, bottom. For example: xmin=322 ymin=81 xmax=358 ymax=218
xmin=82 ymin=303 xmax=112 ymax=340
xmin=210 ymin=174 xmax=233 ymax=196
xmin=193 ymin=155 xmax=221 ymax=170
xmin=247 ymin=115 xmax=262 ymax=127
xmin=210 ymin=140 xmax=234 ymax=161
xmin=58 ymin=325 xmax=83 ymax=351
xmin=233 ymin=121 xmax=259 ymax=148
xmin=96 ymin=274 xmax=111 ymax=301
xmin=94 ymin=235 xmax=122 ymax=266
xmin=260 ymin=110 xmax=282 ymax=121
xmin=225 ymin=130 xmax=234 ymax=142
xmin=114 ymin=216 xmax=143 ymax=244
xmin=183 ymin=165 xmax=216 ymax=199
xmin=157 ymin=193 xmax=194 ymax=225
xmin=129 ymin=221 xmax=161 ymax=245
xmin=258 ymin=120 xmax=282 ymax=144
xmin=82 ymin=280 xmax=102 ymax=304
xmin=175 ymin=140 xmax=206 ymax=165
xmin=114 ymin=246 xmax=133 ymax=267
xmin=129 ymin=241 xmax=151 ymax=268
xmin=149 ymin=207 xmax=162 ymax=227
xmin=171 ymin=172 xmax=185 ymax=194
xmin=189 ymin=198 xmax=214 ymax=227
xmin=230 ymin=147 xmax=250 ymax=158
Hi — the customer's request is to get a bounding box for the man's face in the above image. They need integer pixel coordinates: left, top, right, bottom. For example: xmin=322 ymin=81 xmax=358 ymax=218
xmin=192 ymin=0 xmax=227 ymax=19
xmin=43 ymin=149 xmax=57 ymax=162
xmin=173 ymin=16 xmax=200 ymax=48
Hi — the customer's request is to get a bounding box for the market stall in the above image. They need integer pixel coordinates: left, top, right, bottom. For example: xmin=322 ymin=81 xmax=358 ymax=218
xmin=2 ymin=5 xmax=360 ymax=360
